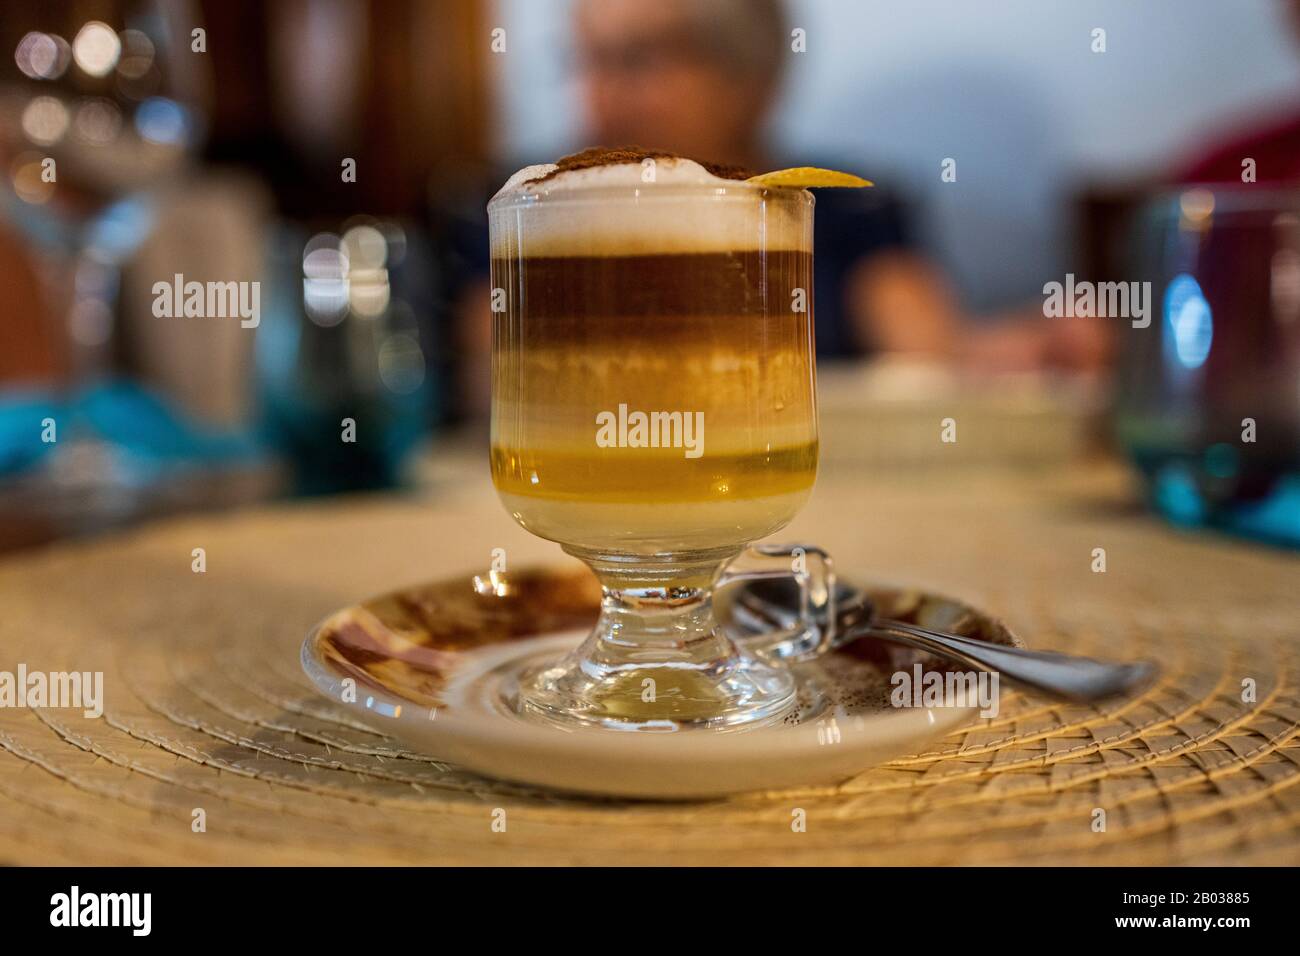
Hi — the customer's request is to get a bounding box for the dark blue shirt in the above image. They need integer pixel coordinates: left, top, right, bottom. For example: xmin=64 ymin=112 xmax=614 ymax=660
xmin=804 ymin=176 xmax=913 ymax=358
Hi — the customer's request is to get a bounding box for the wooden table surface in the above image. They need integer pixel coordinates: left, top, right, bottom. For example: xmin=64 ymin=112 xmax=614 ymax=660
xmin=1 ymin=442 xmax=1297 ymax=865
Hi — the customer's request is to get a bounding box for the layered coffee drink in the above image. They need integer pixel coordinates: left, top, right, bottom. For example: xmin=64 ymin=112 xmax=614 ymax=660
xmin=487 ymin=148 xmax=838 ymax=730
xmin=489 ymin=148 xmax=817 ymax=556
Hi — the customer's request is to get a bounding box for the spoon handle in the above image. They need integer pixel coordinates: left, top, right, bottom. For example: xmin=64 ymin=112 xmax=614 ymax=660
xmin=851 ymin=620 xmax=1158 ymax=703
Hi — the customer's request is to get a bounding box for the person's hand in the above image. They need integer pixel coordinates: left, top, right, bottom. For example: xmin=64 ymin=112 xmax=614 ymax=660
xmin=959 ymin=311 xmax=1113 ymax=375
xmin=849 ymin=252 xmax=959 ymax=356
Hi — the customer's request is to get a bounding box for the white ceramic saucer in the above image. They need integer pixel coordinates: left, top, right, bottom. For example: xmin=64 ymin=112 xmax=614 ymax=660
xmin=300 ymin=568 xmax=1021 ymax=798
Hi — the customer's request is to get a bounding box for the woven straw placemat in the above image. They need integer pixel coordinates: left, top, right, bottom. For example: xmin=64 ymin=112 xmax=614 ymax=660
xmin=1 ymin=461 xmax=1297 ymax=865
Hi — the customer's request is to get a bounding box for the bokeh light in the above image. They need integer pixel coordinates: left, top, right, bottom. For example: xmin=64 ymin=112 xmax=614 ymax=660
xmin=1178 ymin=188 xmax=1215 ymax=230
xmin=116 ymin=30 xmax=155 ymax=79
xmin=135 ymin=97 xmax=190 ymax=145
xmin=342 ymin=224 xmax=390 ymax=317
xmin=341 ymin=224 xmax=386 ymax=269
xmin=21 ymin=96 xmax=70 ymax=146
xmin=303 ymin=233 xmax=351 ymax=327
xmin=1164 ymin=273 xmax=1213 ymax=370
xmin=9 ymin=154 xmax=55 ymax=204
xmin=377 ymin=333 xmax=426 ymax=394
xmin=72 ymin=21 xmax=121 ymax=77
xmin=15 ymin=32 xmax=71 ymax=80
xmin=73 ymin=98 xmax=123 ymax=144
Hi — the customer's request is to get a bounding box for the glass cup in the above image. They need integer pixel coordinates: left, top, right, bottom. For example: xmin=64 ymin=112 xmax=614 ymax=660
xmin=488 ymin=178 xmax=833 ymax=731
xmin=1118 ymin=187 xmax=1300 ymax=547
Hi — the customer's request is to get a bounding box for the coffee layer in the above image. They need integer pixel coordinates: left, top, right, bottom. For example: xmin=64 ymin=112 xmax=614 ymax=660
xmin=489 ymin=251 xmax=813 ymax=339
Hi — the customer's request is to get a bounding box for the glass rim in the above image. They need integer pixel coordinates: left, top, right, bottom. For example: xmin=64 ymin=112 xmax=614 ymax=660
xmin=487 ymin=182 xmax=815 ymax=213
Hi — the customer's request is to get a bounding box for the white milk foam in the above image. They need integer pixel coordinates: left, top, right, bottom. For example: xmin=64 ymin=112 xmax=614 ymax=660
xmin=488 ymin=157 xmax=811 ymax=257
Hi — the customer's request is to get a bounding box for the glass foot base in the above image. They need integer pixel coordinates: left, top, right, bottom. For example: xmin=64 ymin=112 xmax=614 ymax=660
xmin=512 ymin=630 xmax=796 ymax=732
xmin=505 ymin=545 xmax=822 ymax=732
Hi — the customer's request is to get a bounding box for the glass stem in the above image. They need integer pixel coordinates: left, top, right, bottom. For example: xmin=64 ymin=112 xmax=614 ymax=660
xmin=562 ymin=544 xmax=739 ymax=658
xmin=506 ymin=544 xmax=798 ymax=728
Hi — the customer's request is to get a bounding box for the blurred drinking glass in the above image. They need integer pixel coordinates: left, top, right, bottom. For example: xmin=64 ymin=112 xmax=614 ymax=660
xmin=1118 ymin=187 xmax=1300 ymax=547
xmin=0 ymin=0 xmax=208 ymax=379
xmin=256 ymin=221 xmax=439 ymax=495
xmin=0 ymin=1 xmax=214 ymax=545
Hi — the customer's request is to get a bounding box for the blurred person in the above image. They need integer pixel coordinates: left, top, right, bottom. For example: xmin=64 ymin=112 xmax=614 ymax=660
xmin=449 ymin=0 xmax=1109 ymax=416
xmin=575 ymin=0 xmax=950 ymax=361
xmin=573 ymin=0 xmax=1110 ymax=370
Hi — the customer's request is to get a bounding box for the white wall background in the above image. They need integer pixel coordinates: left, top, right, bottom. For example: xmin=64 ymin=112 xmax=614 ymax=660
xmin=488 ymin=0 xmax=1300 ymax=309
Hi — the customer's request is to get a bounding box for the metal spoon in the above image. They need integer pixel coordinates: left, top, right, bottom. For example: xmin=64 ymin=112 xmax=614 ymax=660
xmin=729 ymin=579 xmax=1158 ymax=704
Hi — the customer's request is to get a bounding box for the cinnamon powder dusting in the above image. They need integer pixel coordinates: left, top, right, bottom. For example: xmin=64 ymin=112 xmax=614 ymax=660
xmin=527 ymin=146 xmax=755 ymax=184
